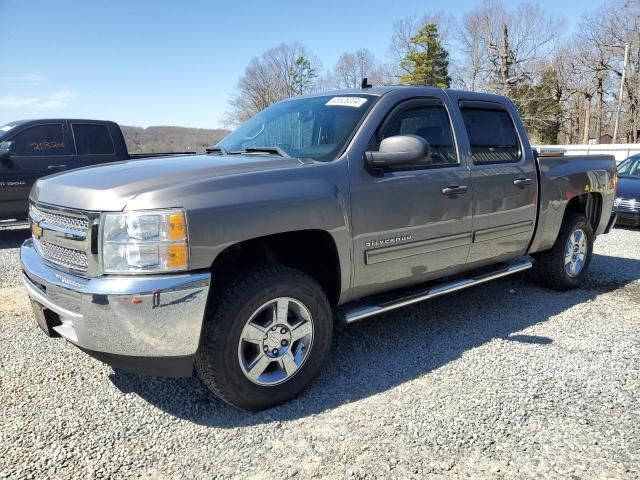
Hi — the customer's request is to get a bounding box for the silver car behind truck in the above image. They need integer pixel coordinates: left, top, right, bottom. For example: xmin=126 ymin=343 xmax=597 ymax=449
xmin=20 ymin=86 xmax=617 ymax=410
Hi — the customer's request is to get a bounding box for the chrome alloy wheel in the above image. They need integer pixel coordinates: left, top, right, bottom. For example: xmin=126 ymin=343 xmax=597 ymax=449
xmin=237 ymin=297 xmax=314 ymax=386
xmin=564 ymin=228 xmax=588 ymax=277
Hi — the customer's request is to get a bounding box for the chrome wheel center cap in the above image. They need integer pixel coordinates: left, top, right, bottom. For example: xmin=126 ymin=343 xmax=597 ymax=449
xmin=263 ymin=324 xmax=291 ymax=358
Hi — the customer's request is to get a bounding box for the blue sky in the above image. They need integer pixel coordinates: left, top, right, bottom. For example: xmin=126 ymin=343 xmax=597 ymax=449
xmin=1 ymin=0 xmax=606 ymax=129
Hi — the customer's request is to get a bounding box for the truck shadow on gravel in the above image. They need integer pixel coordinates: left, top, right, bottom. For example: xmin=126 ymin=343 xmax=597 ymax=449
xmin=0 ymin=227 xmax=30 ymax=250
xmin=109 ymin=252 xmax=640 ymax=427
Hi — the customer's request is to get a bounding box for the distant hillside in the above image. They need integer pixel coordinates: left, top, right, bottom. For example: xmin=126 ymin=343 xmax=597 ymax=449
xmin=121 ymin=125 xmax=230 ymax=154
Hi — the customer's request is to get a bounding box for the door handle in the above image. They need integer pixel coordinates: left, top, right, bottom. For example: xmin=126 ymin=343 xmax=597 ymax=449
xmin=441 ymin=185 xmax=469 ymax=196
xmin=47 ymin=164 xmax=66 ymax=170
xmin=513 ymin=177 xmax=533 ymax=187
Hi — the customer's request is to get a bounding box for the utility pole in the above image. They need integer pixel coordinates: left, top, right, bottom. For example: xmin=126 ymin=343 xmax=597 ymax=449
xmin=582 ymin=93 xmax=592 ymax=145
xmin=613 ymin=43 xmax=630 ymax=143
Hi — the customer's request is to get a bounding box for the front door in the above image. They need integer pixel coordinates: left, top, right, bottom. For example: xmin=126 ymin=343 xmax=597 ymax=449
xmin=349 ymin=97 xmax=473 ymax=298
xmin=0 ymin=123 xmax=70 ymax=219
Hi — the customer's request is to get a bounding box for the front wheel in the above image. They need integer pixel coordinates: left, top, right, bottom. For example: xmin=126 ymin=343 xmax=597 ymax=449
xmin=195 ymin=266 xmax=333 ymax=411
xmin=532 ymin=212 xmax=594 ymax=291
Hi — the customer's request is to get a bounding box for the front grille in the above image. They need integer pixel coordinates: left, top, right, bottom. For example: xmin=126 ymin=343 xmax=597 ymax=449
xmin=34 ymin=238 xmax=88 ymax=271
xmin=616 ymin=198 xmax=639 ymax=212
xmin=30 ymin=203 xmax=97 ymax=275
xmin=30 ymin=204 xmax=89 ymax=233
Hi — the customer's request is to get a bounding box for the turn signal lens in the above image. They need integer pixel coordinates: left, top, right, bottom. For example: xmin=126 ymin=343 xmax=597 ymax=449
xmin=167 ymin=213 xmax=187 ymax=241
xmin=167 ymin=244 xmax=188 ymax=268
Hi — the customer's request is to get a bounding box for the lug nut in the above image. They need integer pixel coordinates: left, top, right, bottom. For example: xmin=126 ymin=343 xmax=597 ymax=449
xmin=272 ymin=348 xmax=279 ymax=356
xmin=271 ymin=326 xmax=277 ymax=331
xmin=263 ymin=345 xmax=269 ymax=352
xmin=281 ymin=340 xmax=288 ymax=347
xmin=280 ymin=328 xmax=287 ymax=334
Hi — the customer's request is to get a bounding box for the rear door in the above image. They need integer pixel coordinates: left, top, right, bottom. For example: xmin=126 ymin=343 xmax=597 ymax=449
xmin=0 ymin=123 xmax=69 ymax=218
xmin=458 ymin=100 xmax=538 ymax=264
xmin=69 ymin=122 xmax=120 ymax=168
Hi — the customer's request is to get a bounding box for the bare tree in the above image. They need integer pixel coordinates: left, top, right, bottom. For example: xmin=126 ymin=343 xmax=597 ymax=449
xmin=586 ymin=0 xmax=640 ymax=142
xmin=561 ymin=0 xmax=640 ymax=143
xmin=456 ymin=10 xmax=492 ymax=90
xmin=225 ymin=43 xmax=321 ymax=125
xmin=329 ymin=49 xmax=383 ymax=89
xmin=457 ymin=0 xmax=564 ymax=94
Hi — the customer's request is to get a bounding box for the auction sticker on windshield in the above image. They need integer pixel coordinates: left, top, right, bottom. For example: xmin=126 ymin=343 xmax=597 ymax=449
xmin=325 ymin=97 xmax=368 ymax=108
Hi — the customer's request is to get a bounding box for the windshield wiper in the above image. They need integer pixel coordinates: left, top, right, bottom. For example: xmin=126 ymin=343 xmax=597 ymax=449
xmin=239 ymin=146 xmax=290 ymax=157
xmin=205 ymin=146 xmax=228 ymax=155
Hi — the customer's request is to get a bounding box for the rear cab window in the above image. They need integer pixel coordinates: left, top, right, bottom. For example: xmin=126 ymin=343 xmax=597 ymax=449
xmin=460 ymin=107 xmax=521 ymax=164
xmin=72 ymin=124 xmax=115 ymax=155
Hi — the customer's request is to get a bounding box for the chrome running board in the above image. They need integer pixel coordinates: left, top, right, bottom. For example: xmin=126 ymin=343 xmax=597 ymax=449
xmin=343 ymin=259 xmax=533 ymax=323
xmin=0 ymin=219 xmax=28 ymax=228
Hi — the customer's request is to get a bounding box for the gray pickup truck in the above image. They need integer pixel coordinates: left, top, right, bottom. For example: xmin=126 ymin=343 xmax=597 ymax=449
xmin=20 ymin=86 xmax=618 ymax=410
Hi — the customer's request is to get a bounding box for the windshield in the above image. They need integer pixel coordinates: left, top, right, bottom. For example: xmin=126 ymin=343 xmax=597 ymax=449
xmin=0 ymin=123 xmax=18 ymax=142
xmin=618 ymin=155 xmax=640 ymax=178
xmin=217 ymin=94 xmax=377 ymax=161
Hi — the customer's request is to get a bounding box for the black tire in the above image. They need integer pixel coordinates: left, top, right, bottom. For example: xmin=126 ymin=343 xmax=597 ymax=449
xmin=195 ymin=265 xmax=333 ymax=411
xmin=532 ymin=212 xmax=594 ymax=291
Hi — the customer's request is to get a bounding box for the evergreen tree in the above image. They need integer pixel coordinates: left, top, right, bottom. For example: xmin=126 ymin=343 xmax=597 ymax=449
xmin=512 ymin=67 xmax=563 ymax=144
xmin=400 ymin=24 xmax=451 ymax=88
xmin=290 ymin=56 xmax=318 ymax=96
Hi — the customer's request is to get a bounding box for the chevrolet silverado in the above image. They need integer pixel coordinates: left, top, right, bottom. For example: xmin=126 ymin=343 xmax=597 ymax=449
xmin=20 ymin=86 xmax=618 ymax=410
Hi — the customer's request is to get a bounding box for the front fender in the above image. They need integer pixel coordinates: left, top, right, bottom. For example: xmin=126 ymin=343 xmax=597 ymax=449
xmin=125 ymin=160 xmax=352 ymax=299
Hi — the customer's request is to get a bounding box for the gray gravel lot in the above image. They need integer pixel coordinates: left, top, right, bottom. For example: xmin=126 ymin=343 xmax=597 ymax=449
xmin=1 ymin=226 xmax=639 ymax=479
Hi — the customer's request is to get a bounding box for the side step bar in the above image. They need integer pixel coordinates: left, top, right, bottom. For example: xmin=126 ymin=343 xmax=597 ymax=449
xmin=343 ymin=259 xmax=533 ymax=323
xmin=0 ymin=220 xmax=29 ymax=228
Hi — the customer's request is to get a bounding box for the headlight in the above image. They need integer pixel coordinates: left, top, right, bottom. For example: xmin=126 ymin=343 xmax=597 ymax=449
xmin=101 ymin=209 xmax=189 ymax=274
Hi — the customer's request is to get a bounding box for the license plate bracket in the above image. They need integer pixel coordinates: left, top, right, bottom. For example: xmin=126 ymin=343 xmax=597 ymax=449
xmin=30 ymin=300 xmax=56 ymax=337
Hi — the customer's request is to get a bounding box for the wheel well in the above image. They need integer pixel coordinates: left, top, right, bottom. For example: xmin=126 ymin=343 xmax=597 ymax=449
xmin=210 ymin=230 xmax=341 ymax=306
xmin=565 ymin=193 xmax=602 ymax=232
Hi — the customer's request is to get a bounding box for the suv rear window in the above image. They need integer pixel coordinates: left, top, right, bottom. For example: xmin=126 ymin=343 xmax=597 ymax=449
xmin=460 ymin=108 xmax=520 ymax=164
xmin=72 ymin=124 xmax=114 ymax=155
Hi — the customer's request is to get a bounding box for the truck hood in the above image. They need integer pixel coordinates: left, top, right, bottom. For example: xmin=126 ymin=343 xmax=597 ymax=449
xmin=31 ymin=154 xmax=305 ymax=212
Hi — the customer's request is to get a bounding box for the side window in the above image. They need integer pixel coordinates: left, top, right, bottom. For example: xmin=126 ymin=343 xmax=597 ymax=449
xmin=11 ymin=124 xmax=65 ymax=156
xmin=72 ymin=124 xmax=114 ymax=155
xmin=380 ymin=103 xmax=458 ymax=166
xmin=460 ymin=108 xmax=520 ymax=164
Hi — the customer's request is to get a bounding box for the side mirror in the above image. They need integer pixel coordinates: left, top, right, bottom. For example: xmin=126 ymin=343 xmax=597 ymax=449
xmin=0 ymin=141 xmax=16 ymax=163
xmin=365 ymin=135 xmax=431 ymax=173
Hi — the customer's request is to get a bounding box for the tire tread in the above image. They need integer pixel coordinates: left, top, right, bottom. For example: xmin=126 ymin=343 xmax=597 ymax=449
xmin=195 ymin=265 xmax=331 ymax=410
xmin=532 ymin=212 xmax=593 ymax=291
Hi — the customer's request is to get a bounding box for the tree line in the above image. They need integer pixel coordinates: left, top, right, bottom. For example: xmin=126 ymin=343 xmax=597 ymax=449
xmin=225 ymin=0 xmax=640 ymax=145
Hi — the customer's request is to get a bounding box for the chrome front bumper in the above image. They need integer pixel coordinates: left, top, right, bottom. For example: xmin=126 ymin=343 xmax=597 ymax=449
xmin=20 ymin=239 xmax=211 ymax=377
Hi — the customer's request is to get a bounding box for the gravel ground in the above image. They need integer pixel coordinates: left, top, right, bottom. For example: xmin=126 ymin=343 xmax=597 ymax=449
xmin=1 ymin=226 xmax=639 ymax=479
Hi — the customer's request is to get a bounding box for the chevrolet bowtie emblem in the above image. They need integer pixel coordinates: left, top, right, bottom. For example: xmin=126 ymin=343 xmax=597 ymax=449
xmin=31 ymin=221 xmax=43 ymax=239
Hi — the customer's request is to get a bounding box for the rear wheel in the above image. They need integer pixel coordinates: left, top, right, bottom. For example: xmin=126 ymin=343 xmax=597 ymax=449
xmin=532 ymin=212 xmax=594 ymax=291
xmin=195 ymin=266 xmax=332 ymax=411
